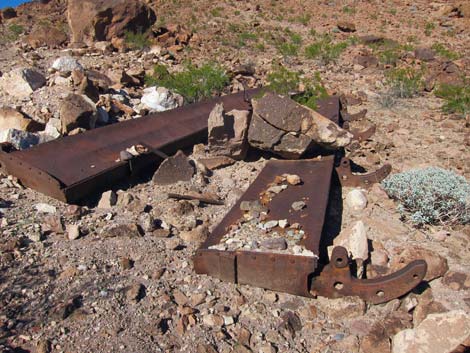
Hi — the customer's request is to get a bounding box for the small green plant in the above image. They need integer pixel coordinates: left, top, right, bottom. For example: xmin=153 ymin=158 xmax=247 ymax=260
xmin=210 ymin=7 xmax=223 ymax=17
xmin=342 ymin=6 xmax=356 ymax=14
xmin=9 ymin=23 xmax=24 ymax=36
xmin=385 ymin=67 xmax=424 ymax=98
xmin=266 ymin=66 xmax=327 ymax=110
xmin=435 ymin=81 xmax=470 ymax=116
xmin=124 ymin=30 xmax=150 ymax=50
xmin=382 ymin=168 xmax=470 ymax=226
xmin=305 ymin=34 xmax=348 ymax=64
xmin=424 ymin=22 xmax=435 ymax=36
xmin=145 ymin=62 xmax=229 ymax=104
xmin=431 ymin=43 xmax=460 ymax=60
xmin=237 ymin=32 xmax=257 ymax=47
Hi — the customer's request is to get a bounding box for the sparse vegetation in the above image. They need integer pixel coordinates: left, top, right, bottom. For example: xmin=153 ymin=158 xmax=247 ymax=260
xmin=145 ymin=62 xmax=229 ymax=104
xmin=266 ymin=65 xmax=327 ymax=110
xmin=304 ymin=34 xmax=348 ymax=64
xmin=431 ymin=43 xmax=460 ymax=60
xmin=424 ymin=22 xmax=435 ymax=36
xmin=275 ymin=32 xmax=302 ymax=57
xmin=124 ymin=30 xmax=151 ymax=50
xmin=435 ymin=81 xmax=470 ymax=117
xmin=382 ymin=168 xmax=470 ymax=226
xmin=385 ymin=67 xmax=424 ymax=98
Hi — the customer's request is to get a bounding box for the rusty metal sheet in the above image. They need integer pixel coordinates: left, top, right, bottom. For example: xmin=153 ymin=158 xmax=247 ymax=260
xmin=0 ymin=89 xmax=261 ymax=203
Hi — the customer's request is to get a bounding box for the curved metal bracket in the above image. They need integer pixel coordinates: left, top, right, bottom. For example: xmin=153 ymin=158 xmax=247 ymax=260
xmin=310 ymin=247 xmax=427 ymax=304
xmin=336 ymin=157 xmax=391 ymax=188
xmin=346 ymin=125 xmax=376 ymax=142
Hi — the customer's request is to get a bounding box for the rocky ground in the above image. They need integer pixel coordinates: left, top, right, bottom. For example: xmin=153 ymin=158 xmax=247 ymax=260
xmin=0 ymin=0 xmax=470 ymax=352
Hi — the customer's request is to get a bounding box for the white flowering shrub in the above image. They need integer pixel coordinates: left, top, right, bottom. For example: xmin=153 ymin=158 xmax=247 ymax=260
xmin=382 ymin=167 xmax=470 ymax=226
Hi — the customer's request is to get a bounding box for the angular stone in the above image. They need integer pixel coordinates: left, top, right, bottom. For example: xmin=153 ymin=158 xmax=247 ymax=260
xmin=67 ymin=0 xmax=156 ymax=46
xmin=337 ymin=21 xmax=356 ymax=32
xmin=179 ymin=225 xmax=209 ymax=244
xmin=0 ymin=107 xmax=42 ymax=132
xmin=248 ymin=92 xmax=352 ymax=158
xmin=97 ymin=190 xmax=117 ymax=209
xmin=66 ymin=224 xmax=81 ymax=240
xmin=59 ymin=94 xmax=98 ymax=133
xmin=153 ymin=150 xmax=195 ymax=185
xmin=0 ymin=128 xmax=39 ymax=150
xmin=392 ymin=311 xmax=470 ymax=353
xmin=260 ymin=237 xmax=287 ymax=250
xmin=198 ymin=156 xmax=236 ymax=170
xmin=52 ymin=57 xmax=83 ymax=74
xmin=345 ymin=189 xmax=368 ymax=213
xmin=140 ymin=86 xmax=183 ymax=113
xmin=0 ymin=68 xmax=46 ymax=99
xmin=125 ymin=283 xmax=145 ymax=303
xmin=442 ymin=271 xmax=470 ymax=291
xmin=102 ymin=223 xmax=141 ymax=238
xmin=414 ymin=48 xmax=435 ymax=62
xmin=334 ymin=220 xmax=368 ymax=261
xmin=390 ymin=247 xmax=448 ymax=281
xmin=208 ymin=103 xmax=250 ymax=160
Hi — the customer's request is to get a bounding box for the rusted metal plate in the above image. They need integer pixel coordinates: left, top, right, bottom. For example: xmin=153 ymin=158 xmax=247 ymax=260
xmin=201 ymin=156 xmax=335 ymax=253
xmin=310 ymin=246 xmax=427 ymax=304
xmin=0 ymin=89 xmax=261 ymax=203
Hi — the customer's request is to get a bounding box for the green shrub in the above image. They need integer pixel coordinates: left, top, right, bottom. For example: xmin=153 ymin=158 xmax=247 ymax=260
xmin=276 ymin=33 xmax=302 ymax=57
xmin=145 ymin=62 xmax=229 ymax=104
xmin=435 ymin=82 xmax=470 ymax=116
xmin=424 ymin=22 xmax=435 ymax=36
xmin=266 ymin=66 xmax=327 ymax=110
xmin=305 ymin=34 xmax=348 ymax=64
xmin=124 ymin=30 xmax=150 ymax=50
xmin=382 ymin=167 xmax=470 ymax=226
xmin=431 ymin=43 xmax=460 ymax=60
xmin=385 ymin=67 xmax=423 ymax=98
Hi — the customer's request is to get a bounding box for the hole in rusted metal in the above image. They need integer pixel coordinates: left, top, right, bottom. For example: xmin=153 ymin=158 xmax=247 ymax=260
xmin=376 ymin=290 xmax=384 ymax=297
xmin=334 ymin=282 xmax=344 ymax=290
xmin=413 ymin=274 xmax=418 ymax=280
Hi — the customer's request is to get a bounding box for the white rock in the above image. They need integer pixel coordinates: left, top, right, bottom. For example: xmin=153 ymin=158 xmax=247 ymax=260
xmin=34 ymin=203 xmax=57 ymax=214
xmin=334 ymin=221 xmax=369 ymax=261
xmin=66 ymin=224 xmax=81 ymax=240
xmin=97 ymin=190 xmax=117 ymax=209
xmin=0 ymin=128 xmax=39 ymax=149
xmin=345 ymin=189 xmax=368 ymax=213
xmin=140 ymin=86 xmax=183 ymax=112
xmin=52 ymin=56 xmax=83 ymax=74
xmin=0 ymin=68 xmax=46 ymax=99
xmin=392 ymin=310 xmax=470 ymax=353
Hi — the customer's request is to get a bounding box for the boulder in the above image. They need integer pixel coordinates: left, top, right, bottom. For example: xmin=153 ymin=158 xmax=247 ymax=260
xmin=208 ymin=103 xmax=250 ymax=160
xmin=2 ymin=7 xmax=17 ymax=19
xmin=67 ymin=0 xmax=156 ymax=46
xmin=140 ymin=87 xmax=183 ymax=112
xmin=52 ymin=56 xmax=83 ymax=74
xmin=0 ymin=107 xmax=43 ymax=132
xmin=0 ymin=68 xmax=46 ymax=99
xmin=59 ymin=94 xmax=98 ymax=133
xmin=392 ymin=311 xmax=470 ymax=353
xmin=248 ymin=92 xmax=352 ymax=159
xmin=26 ymin=26 xmax=67 ymax=48
xmin=0 ymin=129 xmax=39 ymax=150
xmin=390 ymin=247 xmax=448 ymax=281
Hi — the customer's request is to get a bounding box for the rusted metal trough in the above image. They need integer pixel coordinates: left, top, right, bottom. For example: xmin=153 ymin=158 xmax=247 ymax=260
xmin=0 ymin=89 xmax=261 ymax=203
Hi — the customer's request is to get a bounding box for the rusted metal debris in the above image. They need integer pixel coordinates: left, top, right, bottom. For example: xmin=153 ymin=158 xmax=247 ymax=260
xmin=194 ymin=157 xmax=427 ymax=304
xmin=0 ymin=89 xmax=261 ymax=203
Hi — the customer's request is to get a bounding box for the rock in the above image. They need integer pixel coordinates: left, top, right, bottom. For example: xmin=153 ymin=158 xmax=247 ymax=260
xmin=199 ymin=156 xmax=236 ymax=170
xmin=248 ymin=92 xmax=352 ymax=159
xmin=371 ymin=248 xmax=389 ymax=266
xmin=458 ymin=2 xmax=470 ymax=17
xmin=139 ymin=213 xmax=156 ymax=233
xmin=102 ymin=223 xmax=141 ymax=238
xmin=285 ymin=174 xmax=301 ymax=185
xmin=60 ymin=94 xmax=98 ymax=133
xmin=291 ymin=201 xmax=306 ymax=211
xmin=0 ymin=68 xmax=46 ymax=99
xmin=0 ymin=128 xmax=39 ymax=150
xmin=361 ymin=326 xmax=391 ymax=353
xmin=414 ymin=48 xmax=435 ymax=62
xmin=2 ymin=7 xmax=17 ymax=19
xmin=240 ymin=200 xmax=268 ymax=213
xmin=208 ymin=103 xmax=251 ymax=160
xmin=442 ymin=271 xmax=470 ymax=291
xmin=345 ymin=189 xmax=368 ymax=213
xmin=125 ymin=283 xmax=145 ymax=303
xmin=97 ymin=190 xmax=117 ymax=208
xmin=26 ymin=26 xmax=68 ymax=49
xmin=260 ymin=237 xmax=287 ymax=250
xmin=67 ymin=0 xmax=156 ymax=46
xmin=391 ymin=311 xmax=470 ymax=353
xmin=316 ymin=296 xmax=366 ymax=320
xmin=337 ymin=21 xmax=356 ymax=32
xmin=119 ymin=257 xmax=134 ymax=270
xmin=52 ymin=57 xmax=83 ymax=74
xmin=354 ymin=54 xmax=379 ymax=68
xmin=0 ymin=107 xmax=42 ymax=132
xmin=36 ymin=339 xmax=51 ymax=353
xmin=203 ymin=314 xmax=224 ymax=327
xmin=66 ymin=224 xmax=81 ymax=240
xmin=334 ymin=221 xmax=369 ymax=261
xmin=179 ymin=225 xmax=209 ymax=244
xmin=389 ymin=247 xmax=448 ymax=281
xmin=34 ymin=203 xmax=57 ymax=214
xmin=140 ymin=87 xmax=183 ymax=112
xmin=153 ymin=150 xmax=195 ymax=185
